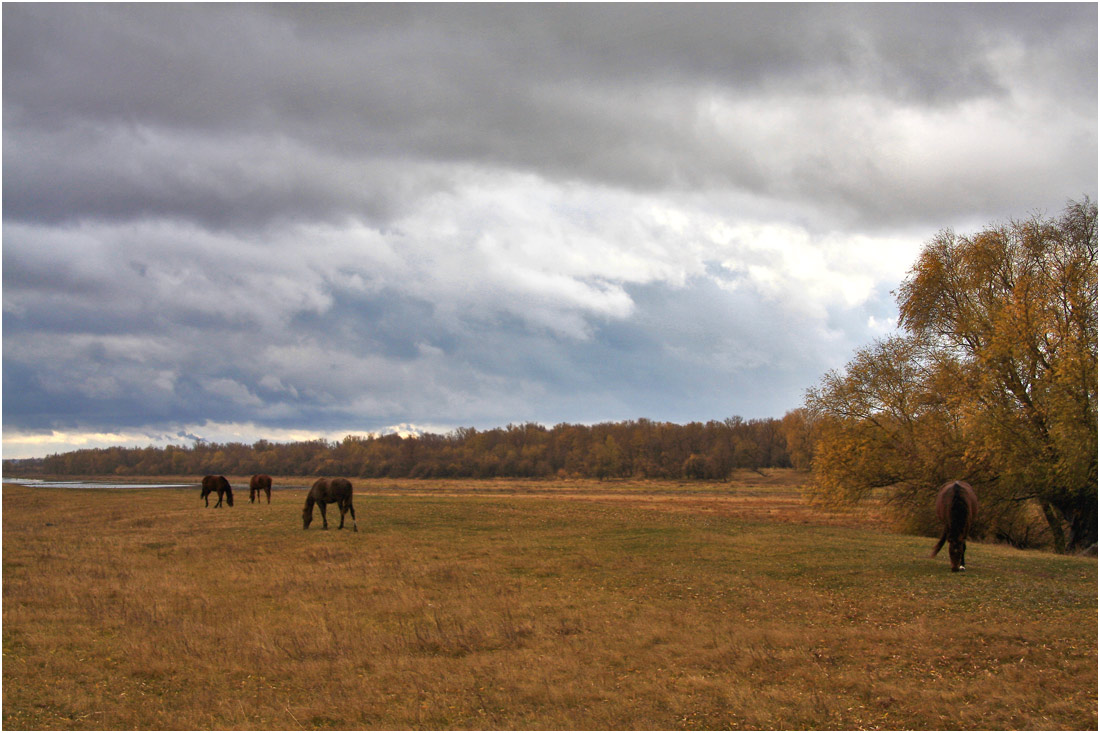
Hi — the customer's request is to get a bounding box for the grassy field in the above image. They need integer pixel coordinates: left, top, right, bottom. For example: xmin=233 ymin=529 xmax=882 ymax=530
xmin=3 ymin=476 xmax=1096 ymax=730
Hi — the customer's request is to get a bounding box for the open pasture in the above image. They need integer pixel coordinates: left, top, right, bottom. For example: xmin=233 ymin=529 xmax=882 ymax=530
xmin=3 ymin=479 xmax=1096 ymax=730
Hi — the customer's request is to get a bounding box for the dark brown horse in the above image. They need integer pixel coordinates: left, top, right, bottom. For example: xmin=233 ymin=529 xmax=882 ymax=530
xmin=201 ymin=475 xmax=234 ymax=508
xmin=250 ymin=474 xmax=272 ymax=504
xmin=931 ymin=480 xmax=978 ymax=571
xmin=303 ymin=477 xmax=357 ymax=531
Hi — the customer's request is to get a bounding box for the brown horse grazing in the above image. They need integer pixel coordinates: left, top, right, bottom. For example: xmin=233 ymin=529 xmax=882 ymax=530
xmin=201 ymin=475 xmax=234 ymax=508
xmin=249 ymin=474 xmax=272 ymax=504
xmin=931 ymin=480 xmax=978 ymax=571
xmin=303 ymin=477 xmax=357 ymax=531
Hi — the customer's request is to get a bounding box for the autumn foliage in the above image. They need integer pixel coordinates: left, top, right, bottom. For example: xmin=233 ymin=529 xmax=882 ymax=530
xmin=6 ymin=417 xmax=790 ymax=482
xmin=807 ymin=199 xmax=1097 ymax=552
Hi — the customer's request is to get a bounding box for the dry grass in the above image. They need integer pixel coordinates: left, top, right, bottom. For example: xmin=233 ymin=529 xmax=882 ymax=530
xmin=3 ymin=477 xmax=1095 ymax=730
xmin=17 ymin=470 xmax=891 ymax=530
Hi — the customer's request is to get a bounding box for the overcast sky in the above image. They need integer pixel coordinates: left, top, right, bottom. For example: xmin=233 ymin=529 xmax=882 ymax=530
xmin=3 ymin=4 xmax=1096 ymax=459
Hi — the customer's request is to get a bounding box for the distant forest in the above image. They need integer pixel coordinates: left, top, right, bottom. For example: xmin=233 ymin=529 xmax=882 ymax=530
xmin=4 ymin=417 xmax=795 ymax=480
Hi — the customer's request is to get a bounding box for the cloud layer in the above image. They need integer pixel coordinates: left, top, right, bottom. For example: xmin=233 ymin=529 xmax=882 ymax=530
xmin=4 ymin=4 xmax=1096 ymax=458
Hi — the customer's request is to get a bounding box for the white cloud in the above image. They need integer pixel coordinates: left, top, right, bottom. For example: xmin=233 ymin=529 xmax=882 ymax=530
xmin=2 ymin=167 xmax=939 ymax=446
xmin=3 ymin=429 xmax=169 ymax=460
xmin=0 ymin=421 xmax=458 ymax=462
xmin=867 ymin=315 xmax=898 ymax=335
xmin=202 ymin=378 xmax=265 ymax=408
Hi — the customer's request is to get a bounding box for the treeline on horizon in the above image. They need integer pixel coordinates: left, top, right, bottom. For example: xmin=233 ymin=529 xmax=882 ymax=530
xmin=4 ymin=416 xmax=796 ymax=481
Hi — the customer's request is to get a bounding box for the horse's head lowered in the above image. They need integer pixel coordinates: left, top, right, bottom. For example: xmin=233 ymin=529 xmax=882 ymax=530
xmin=302 ymin=497 xmax=315 ymax=529
xmin=947 ymin=534 xmax=967 ymax=573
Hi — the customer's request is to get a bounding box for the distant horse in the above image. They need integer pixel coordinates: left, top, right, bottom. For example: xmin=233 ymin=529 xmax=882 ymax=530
xmin=931 ymin=480 xmax=978 ymax=571
xmin=250 ymin=474 xmax=272 ymax=504
xmin=201 ymin=475 xmax=234 ymax=508
xmin=303 ymin=477 xmax=357 ymax=531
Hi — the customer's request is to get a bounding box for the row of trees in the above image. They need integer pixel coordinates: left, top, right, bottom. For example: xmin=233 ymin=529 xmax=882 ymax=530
xmin=6 ymin=417 xmax=791 ymax=481
xmin=803 ymin=199 xmax=1097 ymax=553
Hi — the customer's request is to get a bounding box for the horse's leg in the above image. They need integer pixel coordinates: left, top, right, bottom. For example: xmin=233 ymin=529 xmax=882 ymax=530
xmin=319 ymin=502 xmax=329 ymax=529
xmin=337 ymin=500 xmax=347 ymax=530
xmin=265 ymin=488 xmax=271 ymax=504
xmin=216 ymin=491 xmax=223 ymax=508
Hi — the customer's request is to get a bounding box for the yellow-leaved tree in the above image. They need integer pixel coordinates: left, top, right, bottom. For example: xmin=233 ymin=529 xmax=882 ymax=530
xmin=807 ymin=199 xmax=1097 ymax=552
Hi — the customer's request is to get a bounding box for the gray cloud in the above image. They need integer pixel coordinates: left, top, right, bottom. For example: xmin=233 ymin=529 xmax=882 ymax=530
xmin=3 ymin=4 xmax=1096 ymax=457
xmin=6 ymin=4 xmax=1094 ymax=228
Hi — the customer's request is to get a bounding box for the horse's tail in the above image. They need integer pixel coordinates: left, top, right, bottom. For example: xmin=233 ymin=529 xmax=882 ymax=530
xmin=931 ymin=529 xmax=948 ymax=557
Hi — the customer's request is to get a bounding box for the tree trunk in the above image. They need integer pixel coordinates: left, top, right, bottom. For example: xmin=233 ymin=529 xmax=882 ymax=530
xmin=1040 ymin=500 xmax=1067 ymax=554
xmin=1064 ymin=495 xmax=1098 ymax=553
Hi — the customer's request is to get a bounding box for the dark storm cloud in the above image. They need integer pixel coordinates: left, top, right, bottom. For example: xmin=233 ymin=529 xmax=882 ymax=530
xmin=3 ymin=3 xmax=1096 ymax=457
xmin=6 ymin=4 xmax=1093 ymax=227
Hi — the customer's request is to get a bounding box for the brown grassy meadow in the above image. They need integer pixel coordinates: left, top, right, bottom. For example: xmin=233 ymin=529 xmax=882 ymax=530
xmin=3 ymin=474 xmax=1096 ymax=730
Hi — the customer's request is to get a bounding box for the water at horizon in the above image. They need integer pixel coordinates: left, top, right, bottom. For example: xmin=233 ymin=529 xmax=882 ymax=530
xmin=4 ymin=478 xmax=198 ymax=489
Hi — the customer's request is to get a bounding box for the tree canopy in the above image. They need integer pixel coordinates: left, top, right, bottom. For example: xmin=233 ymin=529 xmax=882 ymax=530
xmin=807 ymin=199 xmax=1097 ymax=552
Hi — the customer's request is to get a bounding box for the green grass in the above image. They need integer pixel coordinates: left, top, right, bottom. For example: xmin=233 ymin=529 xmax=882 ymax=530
xmin=3 ymin=482 xmax=1096 ymax=730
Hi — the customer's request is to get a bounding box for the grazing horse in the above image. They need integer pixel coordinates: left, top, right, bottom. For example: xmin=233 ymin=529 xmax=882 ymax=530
xmin=250 ymin=474 xmax=272 ymax=504
xmin=931 ymin=480 xmax=978 ymax=571
xmin=201 ymin=475 xmax=234 ymax=508
xmin=303 ymin=477 xmax=357 ymax=531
